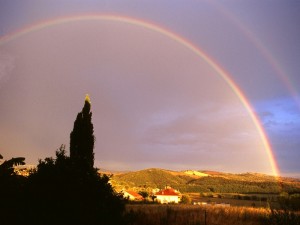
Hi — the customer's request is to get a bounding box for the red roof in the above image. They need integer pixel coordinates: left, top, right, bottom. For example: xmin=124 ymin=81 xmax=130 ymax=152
xmin=155 ymin=188 xmax=180 ymax=196
xmin=126 ymin=190 xmax=144 ymax=200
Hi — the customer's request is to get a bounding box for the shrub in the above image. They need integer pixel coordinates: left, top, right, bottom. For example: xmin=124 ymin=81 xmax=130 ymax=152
xmin=181 ymin=194 xmax=192 ymax=204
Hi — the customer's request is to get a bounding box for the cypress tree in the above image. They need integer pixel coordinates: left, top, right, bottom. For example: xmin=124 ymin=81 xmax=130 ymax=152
xmin=70 ymin=94 xmax=95 ymax=170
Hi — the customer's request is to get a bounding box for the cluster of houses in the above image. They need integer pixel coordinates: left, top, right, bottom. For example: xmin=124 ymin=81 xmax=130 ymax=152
xmin=122 ymin=186 xmax=181 ymax=204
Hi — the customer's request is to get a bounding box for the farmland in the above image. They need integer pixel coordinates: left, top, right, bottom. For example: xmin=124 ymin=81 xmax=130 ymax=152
xmin=125 ymin=204 xmax=300 ymax=225
xmin=111 ymin=168 xmax=300 ymax=224
xmin=187 ymin=192 xmax=273 ymax=208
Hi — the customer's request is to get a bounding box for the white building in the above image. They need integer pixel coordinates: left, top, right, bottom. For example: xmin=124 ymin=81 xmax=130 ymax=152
xmin=155 ymin=187 xmax=180 ymax=204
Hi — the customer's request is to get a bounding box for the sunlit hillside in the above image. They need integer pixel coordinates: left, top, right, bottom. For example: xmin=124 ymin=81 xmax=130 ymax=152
xmin=108 ymin=168 xmax=300 ymax=194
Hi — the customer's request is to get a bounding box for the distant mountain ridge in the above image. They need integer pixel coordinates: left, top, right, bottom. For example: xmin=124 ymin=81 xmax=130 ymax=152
xmin=106 ymin=168 xmax=300 ymax=194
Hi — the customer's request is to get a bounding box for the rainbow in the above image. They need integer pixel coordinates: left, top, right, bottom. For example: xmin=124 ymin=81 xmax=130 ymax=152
xmin=0 ymin=14 xmax=280 ymax=176
xmin=210 ymin=0 xmax=300 ymax=109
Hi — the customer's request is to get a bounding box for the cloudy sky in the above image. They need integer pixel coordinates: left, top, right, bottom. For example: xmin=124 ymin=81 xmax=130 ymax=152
xmin=0 ymin=0 xmax=299 ymax=177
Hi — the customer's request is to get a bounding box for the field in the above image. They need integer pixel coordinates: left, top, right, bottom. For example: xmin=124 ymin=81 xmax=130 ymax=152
xmin=187 ymin=192 xmax=278 ymax=208
xmin=111 ymin=168 xmax=300 ymax=224
xmin=125 ymin=204 xmax=300 ymax=225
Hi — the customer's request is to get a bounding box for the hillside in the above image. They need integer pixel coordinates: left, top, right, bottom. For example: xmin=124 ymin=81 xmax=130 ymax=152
xmin=110 ymin=168 xmax=192 ymax=190
xmin=108 ymin=168 xmax=300 ymax=194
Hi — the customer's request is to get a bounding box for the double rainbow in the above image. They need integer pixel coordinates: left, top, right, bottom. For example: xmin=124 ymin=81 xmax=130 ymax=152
xmin=0 ymin=14 xmax=280 ymax=176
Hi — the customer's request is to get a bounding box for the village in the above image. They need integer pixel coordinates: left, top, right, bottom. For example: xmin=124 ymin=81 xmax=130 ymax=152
xmin=122 ymin=186 xmax=181 ymax=204
xmin=121 ymin=186 xmax=230 ymax=207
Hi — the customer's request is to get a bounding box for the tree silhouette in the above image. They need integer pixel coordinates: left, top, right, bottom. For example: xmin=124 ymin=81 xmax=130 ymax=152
xmin=25 ymin=96 xmax=126 ymax=225
xmin=70 ymin=94 xmax=95 ymax=171
xmin=0 ymin=154 xmax=25 ymax=177
xmin=27 ymin=145 xmax=125 ymax=225
xmin=0 ymin=155 xmax=27 ymax=225
xmin=0 ymin=96 xmax=127 ymax=225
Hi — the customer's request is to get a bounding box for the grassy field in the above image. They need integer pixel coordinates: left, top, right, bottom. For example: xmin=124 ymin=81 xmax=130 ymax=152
xmin=187 ymin=192 xmax=278 ymax=208
xmin=125 ymin=204 xmax=300 ymax=225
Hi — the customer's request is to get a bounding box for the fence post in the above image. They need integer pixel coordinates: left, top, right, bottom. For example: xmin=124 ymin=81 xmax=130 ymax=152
xmin=204 ymin=209 xmax=207 ymax=225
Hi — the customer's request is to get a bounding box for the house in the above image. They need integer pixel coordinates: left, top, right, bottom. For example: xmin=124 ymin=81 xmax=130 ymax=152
xmin=123 ymin=190 xmax=144 ymax=201
xmin=155 ymin=187 xmax=181 ymax=204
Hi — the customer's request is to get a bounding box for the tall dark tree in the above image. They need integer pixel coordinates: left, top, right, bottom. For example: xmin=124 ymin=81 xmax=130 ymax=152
xmin=0 ymin=96 xmax=127 ymax=225
xmin=70 ymin=94 xmax=95 ymax=169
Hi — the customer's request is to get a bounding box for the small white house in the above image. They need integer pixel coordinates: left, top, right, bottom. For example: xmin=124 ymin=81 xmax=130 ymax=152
xmin=123 ymin=190 xmax=144 ymax=201
xmin=155 ymin=187 xmax=180 ymax=204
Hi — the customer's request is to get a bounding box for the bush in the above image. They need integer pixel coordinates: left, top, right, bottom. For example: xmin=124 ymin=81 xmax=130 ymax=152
xmin=0 ymin=147 xmax=126 ymax=225
xmin=181 ymin=194 xmax=192 ymax=204
xmin=25 ymin=146 xmax=125 ymax=225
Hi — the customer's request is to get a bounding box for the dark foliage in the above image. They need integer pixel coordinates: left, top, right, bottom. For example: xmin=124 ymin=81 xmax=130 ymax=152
xmin=25 ymin=145 xmax=125 ymax=225
xmin=0 ymin=156 xmax=27 ymax=225
xmin=138 ymin=191 xmax=149 ymax=199
xmin=0 ymin=155 xmax=25 ymax=177
xmin=70 ymin=95 xmax=95 ymax=170
xmin=0 ymin=96 xmax=126 ymax=225
xmin=0 ymin=147 xmax=125 ymax=225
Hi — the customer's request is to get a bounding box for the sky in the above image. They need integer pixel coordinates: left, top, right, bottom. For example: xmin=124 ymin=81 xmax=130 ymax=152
xmin=0 ymin=0 xmax=299 ymax=177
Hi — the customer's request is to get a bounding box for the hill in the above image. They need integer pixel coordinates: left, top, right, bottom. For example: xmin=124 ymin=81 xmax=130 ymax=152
xmin=110 ymin=168 xmax=192 ymax=190
xmin=108 ymin=168 xmax=300 ymax=194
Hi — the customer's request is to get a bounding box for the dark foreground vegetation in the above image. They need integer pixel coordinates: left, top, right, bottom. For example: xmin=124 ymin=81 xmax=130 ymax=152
xmin=0 ymin=96 xmax=126 ymax=225
xmin=0 ymin=148 xmax=125 ymax=225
